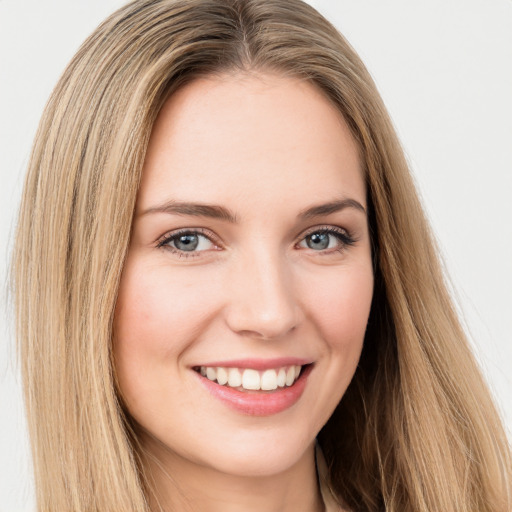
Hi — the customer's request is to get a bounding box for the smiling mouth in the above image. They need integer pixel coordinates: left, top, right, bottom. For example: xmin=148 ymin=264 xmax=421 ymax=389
xmin=193 ymin=365 xmax=306 ymax=392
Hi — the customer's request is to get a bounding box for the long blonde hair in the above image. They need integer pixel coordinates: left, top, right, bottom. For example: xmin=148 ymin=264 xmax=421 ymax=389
xmin=12 ymin=0 xmax=511 ymax=510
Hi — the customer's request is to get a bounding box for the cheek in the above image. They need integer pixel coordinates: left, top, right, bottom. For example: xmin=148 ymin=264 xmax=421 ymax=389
xmin=296 ymin=262 xmax=373 ymax=430
xmin=114 ymin=259 xmax=215 ymax=350
xmin=303 ymin=263 xmax=374 ymax=349
xmin=112 ymin=260 xmax=218 ymax=410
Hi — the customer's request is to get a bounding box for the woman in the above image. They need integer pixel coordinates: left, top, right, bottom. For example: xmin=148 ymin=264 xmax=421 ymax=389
xmin=11 ymin=0 xmax=511 ymax=511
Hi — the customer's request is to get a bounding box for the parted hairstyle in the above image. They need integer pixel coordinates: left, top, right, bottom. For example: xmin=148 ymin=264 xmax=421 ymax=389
xmin=11 ymin=0 xmax=511 ymax=511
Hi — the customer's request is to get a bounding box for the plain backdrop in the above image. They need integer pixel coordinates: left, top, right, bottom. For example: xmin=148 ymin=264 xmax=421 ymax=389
xmin=1 ymin=1 xmax=511 ymax=509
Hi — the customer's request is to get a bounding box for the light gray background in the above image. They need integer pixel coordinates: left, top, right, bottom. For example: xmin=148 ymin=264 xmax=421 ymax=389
xmin=1 ymin=1 xmax=511 ymax=509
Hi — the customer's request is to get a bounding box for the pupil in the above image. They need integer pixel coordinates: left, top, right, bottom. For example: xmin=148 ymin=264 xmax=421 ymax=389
xmin=307 ymin=232 xmax=329 ymax=250
xmin=175 ymin=234 xmax=199 ymax=251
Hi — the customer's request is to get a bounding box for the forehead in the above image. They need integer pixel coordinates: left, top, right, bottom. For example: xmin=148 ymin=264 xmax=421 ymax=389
xmin=137 ymin=72 xmax=365 ymax=215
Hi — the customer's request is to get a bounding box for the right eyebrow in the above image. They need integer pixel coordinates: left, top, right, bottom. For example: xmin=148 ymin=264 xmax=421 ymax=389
xmin=139 ymin=201 xmax=238 ymax=223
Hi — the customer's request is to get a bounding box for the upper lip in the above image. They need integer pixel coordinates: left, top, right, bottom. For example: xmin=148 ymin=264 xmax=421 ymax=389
xmin=192 ymin=357 xmax=313 ymax=371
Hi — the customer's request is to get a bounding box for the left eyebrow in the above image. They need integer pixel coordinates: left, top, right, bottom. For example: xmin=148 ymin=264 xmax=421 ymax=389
xmin=298 ymin=198 xmax=366 ymax=220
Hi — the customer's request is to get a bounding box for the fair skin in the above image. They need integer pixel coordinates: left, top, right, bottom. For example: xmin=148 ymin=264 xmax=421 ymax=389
xmin=114 ymin=72 xmax=374 ymax=512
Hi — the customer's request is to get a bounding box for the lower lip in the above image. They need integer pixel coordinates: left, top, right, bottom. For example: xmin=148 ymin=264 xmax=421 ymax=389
xmin=195 ymin=365 xmax=312 ymax=416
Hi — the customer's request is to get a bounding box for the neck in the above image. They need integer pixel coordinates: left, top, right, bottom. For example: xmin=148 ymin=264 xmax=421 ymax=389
xmin=140 ymin=437 xmax=325 ymax=512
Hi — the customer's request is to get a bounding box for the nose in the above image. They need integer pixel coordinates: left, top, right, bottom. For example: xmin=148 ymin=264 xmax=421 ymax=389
xmin=224 ymin=248 xmax=302 ymax=340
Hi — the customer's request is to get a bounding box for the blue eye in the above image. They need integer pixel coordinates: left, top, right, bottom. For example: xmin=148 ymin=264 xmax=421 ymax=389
xmin=158 ymin=230 xmax=216 ymax=254
xmin=158 ymin=227 xmax=354 ymax=257
xmin=298 ymin=228 xmax=354 ymax=252
xmin=304 ymin=232 xmax=331 ymax=250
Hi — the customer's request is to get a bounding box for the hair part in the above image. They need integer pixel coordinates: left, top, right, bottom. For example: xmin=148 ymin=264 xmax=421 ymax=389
xmin=12 ymin=0 xmax=511 ymax=510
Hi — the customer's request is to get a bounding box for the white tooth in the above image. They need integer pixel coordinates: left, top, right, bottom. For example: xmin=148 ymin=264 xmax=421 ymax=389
xmin=228 ymin=368 xmax=242 ymax=387
xmin=294 ymin=365 xmax=301 ymax=379
xmin=277 ymin=368 xmax=286 ymax=387
xmin=285 ymin=366 xmax=295 ymax=386
xmin=261 ymin=369 xmax=278 ymax=390
xmin=242 ymin=369 xmax=261 ymax=390
xmin=200 ymin=366 xmax=207 ymax=376
xmin=217 ymin=367 xmax=228 ymax=385
xmin=206 ymin=367 xmax=217 ymax=382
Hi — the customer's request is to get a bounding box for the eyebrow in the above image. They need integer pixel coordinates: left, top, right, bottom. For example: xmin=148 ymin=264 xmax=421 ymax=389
xmin=140 ymin=197 xmax=366 ymax=222
xmin=298 ymin=198 xmax=366 ymax=219
xmin=140 ymin=201 xmax=238 ymax=222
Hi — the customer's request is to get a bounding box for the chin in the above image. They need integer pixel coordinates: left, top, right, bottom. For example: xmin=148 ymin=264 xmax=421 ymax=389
xmin=189 ymin=425 xmax=317 ymax=478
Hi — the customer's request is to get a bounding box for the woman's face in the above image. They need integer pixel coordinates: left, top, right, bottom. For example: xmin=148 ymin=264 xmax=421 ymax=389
xmin=114 ymin=72 xmax=374 ymax=478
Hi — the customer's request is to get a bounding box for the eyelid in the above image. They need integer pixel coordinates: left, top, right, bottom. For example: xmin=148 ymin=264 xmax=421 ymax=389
xmin=299 ymin=224 xmax=348 ymax=236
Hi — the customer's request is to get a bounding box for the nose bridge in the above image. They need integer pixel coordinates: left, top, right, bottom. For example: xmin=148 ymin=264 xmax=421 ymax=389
xmin=225 ymin=242 xmax=300 ymax=339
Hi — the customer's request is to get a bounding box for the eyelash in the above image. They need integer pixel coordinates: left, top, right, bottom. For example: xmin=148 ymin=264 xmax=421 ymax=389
xmin=156 ymin=226 xmax=356 ymax=258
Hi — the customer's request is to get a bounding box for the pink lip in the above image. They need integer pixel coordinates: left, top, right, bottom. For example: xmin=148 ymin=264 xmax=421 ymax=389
xmin=194 ymin=363 xmax=313 ymax=416
xmin=194 ymin=357 xmax=312 ymax=371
